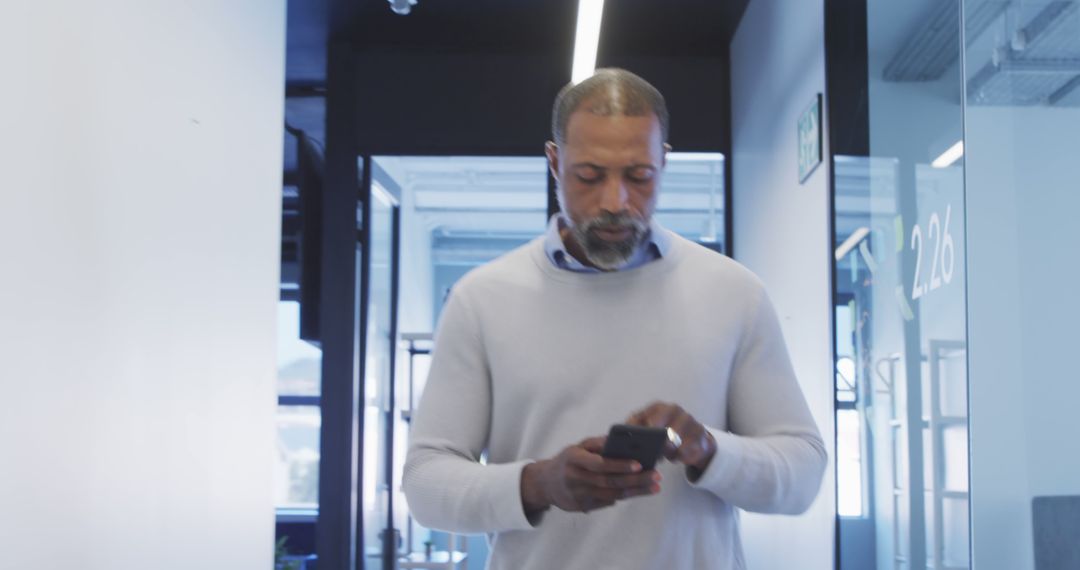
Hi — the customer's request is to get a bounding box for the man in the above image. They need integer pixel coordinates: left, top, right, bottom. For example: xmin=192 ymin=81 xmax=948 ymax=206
xmin=403 ymin=68 xmax=826 ymax=570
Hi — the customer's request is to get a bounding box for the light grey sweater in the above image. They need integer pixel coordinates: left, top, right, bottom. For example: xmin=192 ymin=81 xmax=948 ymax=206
xmin=403 ymin=232 xmax=827 ymax=570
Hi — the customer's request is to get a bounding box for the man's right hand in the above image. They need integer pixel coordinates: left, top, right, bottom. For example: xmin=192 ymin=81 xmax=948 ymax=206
xmin=520 ymin=436 xmax=662 ymax=516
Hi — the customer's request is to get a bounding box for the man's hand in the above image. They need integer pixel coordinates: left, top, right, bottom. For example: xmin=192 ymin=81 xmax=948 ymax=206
xmin=627 ymin=402 xmax=717 ymax=474
xmin=521 ymin=436 xmax=661 ymax=516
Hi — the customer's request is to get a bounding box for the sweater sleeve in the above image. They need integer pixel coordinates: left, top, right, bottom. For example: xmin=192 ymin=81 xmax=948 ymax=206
xmin=402 ymin=286 xmax=537 ymax=534
xmin=687 ymin=287 xmax=827 ymax=515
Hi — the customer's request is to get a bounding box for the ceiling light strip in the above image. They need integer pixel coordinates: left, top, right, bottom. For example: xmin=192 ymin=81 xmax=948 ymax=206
xmin=571 ymin=0 xmax=605 ymax=84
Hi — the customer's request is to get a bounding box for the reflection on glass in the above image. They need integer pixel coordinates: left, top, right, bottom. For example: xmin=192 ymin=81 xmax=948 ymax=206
xmin=835 ymin=0 xmax=971 ymax=567
xmin=942 ymin=498 xmax=969 ymax=567
xmin=837 ymin=409 xmax=866 ymax=517
xmin=941 ymin=426 xmax=968 ymax=493
xmin=963 ymin=3 xmax=1080 ymax=566
xmin=835 ymin=301 xmax=865 ymax=518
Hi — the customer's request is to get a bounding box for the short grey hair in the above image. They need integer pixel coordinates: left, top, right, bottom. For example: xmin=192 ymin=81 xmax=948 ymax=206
xmin=551 ymin=68 xmax=670 ymax=145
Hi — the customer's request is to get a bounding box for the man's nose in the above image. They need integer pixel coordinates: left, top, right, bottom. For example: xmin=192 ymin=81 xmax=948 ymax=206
xmin=598 ymin=178 xmax=630 ymax=213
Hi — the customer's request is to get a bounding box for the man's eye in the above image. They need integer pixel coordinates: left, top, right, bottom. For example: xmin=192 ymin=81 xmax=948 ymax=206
xmin=626 ymin=168 xmax=655 ymax=183
xmin=577 ymin=174 xmax=603 ymax=184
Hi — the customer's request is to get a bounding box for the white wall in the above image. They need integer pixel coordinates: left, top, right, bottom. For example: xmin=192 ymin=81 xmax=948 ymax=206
xmin=730 ymin=1 xmax=835 ymax=568
xmin=966 ymin=105 xmax=1080 ymax=570
xmin=0 ymin=2 xmax=285 ymax=569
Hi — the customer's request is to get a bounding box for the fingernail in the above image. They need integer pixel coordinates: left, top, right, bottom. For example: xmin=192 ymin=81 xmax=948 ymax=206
xmin=631 ymin=462 xmax=642 ymax=472
xmin=652 ymin=472 xmax=662 ymax=482
xmin=651 ymin=484 xmax=661 ymax=494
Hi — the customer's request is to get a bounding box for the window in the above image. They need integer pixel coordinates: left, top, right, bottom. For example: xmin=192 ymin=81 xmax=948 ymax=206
xmin=275 ymin=301 xmax=321 ymax=513
xmin=655 ymin=152 xmax=726 ymax=252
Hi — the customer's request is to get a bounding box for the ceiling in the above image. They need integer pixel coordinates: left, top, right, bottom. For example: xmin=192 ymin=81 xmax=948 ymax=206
xmin=282 ymin=0 xmax=750 ymax=173
xmin=350 ymin=0 xmax=750 ymax=57
xmin=876 ymin=0 xmax=1080 ymax=106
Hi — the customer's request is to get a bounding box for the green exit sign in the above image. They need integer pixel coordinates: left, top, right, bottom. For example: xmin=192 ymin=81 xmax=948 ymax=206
xmin=798 ymin=93 xmax=823 ymax=183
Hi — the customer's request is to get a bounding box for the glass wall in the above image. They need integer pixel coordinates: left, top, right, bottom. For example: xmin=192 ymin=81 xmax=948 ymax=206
xmin=362 ymin=182 xmax=400 ymax=566
xmin=962 ymin=2 xmax=1080 ymax=569
xmin=834 ymin=1 xmax=1080 ymax=568
xmin=834 ymin=1 xmax=971 ymax=568
xmin=377 ymin=155 xmax=550 ymax=567
xmin=367 ymin=153 xmax=728 ymax=566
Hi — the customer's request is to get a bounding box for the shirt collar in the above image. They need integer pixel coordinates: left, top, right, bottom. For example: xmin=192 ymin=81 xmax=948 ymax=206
xmin=543 ymin=214 xmax=670 ymax=273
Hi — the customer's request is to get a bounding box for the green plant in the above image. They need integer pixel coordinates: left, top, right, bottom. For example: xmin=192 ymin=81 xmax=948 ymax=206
xmin=274 ymin=536 xmax=301 ymax=570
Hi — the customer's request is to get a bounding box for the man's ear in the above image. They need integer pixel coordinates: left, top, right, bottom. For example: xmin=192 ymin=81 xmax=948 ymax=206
xmin=545 ymin=141 xmax=560 ymax=179
xmin=662 ymin=143 xmax=672 ymax=168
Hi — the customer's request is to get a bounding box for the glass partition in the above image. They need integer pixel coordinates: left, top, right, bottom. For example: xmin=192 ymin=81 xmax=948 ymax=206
xmin=374 ymin=155 xmax=550 ymax=567
xmin=365 ymin=151 xmax=728 ymax=567
xmin=362 ymin=182 xmax=400 ymax=567
xmin=962 ymin=2 xmax=1080 ymax=568
xmin=833 ymin=1 xmax=1080 ymax=568
xmin=833 ymin=1 xmax=971 ymax=568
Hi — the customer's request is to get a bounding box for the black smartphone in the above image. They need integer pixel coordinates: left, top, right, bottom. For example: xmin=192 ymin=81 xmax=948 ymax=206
xmin=601 ymin=424 xmax=669 ymax=471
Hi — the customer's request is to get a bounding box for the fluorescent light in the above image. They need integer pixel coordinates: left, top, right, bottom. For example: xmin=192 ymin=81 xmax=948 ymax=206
xmin=835 ymin=227 xmax=870 ymax=261
xmin=666 ymin=152 xmax=725 ymax=162
xmin=571 ymin=0 xmax=605 ymax=84
xmin=932 ymin=140 xmax=964 ymax=168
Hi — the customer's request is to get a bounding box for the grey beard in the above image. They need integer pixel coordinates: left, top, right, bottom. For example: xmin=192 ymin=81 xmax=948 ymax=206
xmin=569 ymin=212 xmax=650 ymax=271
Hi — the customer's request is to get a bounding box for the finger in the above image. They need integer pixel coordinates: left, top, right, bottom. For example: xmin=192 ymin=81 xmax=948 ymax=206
xmin=570 ymin=466 xmax=661 ymax=489
xmin=627 ymin=402 xmax=662 ymax=425
xmin=669 ymin=411 xmax=695 ymax=440
xmin=665 ymin=413 xmax=693 ymax=459
xmin=619 ymin=481 xmax=663 ymax=499
xmin=575 ymin=488 xmax=620 ymax=511
xmin=627 ymin=401 xmax=663 ymax=425
xmin=579 ymin=436 xmax=607 ymax=454
xmin=642 ymin=404 xmax=681 ymax=428
xmin=656 ymin=413 xmax=687 ymax=459
xmin=570 ymin=448 xmax=642 ymax=474
xmin=592 ymin=487 xmax=623 ymax=504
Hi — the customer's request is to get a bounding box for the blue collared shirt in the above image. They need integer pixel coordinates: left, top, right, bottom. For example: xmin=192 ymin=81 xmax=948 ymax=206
xmin=543 ymin=214 xmax=671 ymax=273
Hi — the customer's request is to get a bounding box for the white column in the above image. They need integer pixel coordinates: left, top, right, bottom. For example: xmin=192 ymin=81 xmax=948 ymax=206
xmin=0 ymin=2 xmax=285 ymax=569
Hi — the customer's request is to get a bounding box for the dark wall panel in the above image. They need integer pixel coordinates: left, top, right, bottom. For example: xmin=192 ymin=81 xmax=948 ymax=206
xmin=355 ymin=52 xmax=567 ymax=155
xmin=354 ymin=52 xmax=731 ymax=156
xmin=599 ymin=55 xmax=730 ymax=152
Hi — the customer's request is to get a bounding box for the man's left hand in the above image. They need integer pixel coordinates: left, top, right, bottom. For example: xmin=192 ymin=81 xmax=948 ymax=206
xmin=626 ymin=402 xmax=716 ymax=472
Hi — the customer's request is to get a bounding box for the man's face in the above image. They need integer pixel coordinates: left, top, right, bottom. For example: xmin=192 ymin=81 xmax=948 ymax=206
xmin=546 ymin=109 xmax=668 ymax=270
